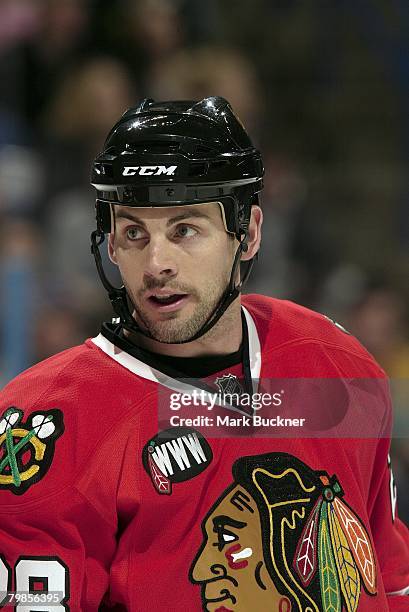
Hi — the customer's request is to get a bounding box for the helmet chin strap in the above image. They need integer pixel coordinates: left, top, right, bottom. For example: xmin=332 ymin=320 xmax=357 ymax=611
xmin=91 ymin=229 xmax=254 ymax=344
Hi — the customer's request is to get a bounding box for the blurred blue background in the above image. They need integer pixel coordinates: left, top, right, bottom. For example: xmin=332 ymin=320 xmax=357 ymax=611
xmin=0 ymin=0 xmax=408 ymax=521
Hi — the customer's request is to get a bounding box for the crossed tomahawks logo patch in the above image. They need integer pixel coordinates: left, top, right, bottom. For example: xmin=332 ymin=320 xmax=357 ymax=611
xmin=0 ymin=407 xmax=64 ymax=495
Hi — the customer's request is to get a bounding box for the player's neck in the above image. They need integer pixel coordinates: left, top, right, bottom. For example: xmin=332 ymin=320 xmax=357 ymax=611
xmin=126 ymin=301 xmax=243 ymax=358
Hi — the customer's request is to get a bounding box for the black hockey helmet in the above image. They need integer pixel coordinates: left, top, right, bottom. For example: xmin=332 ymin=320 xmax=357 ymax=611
xmin=91 ymin=96 xmax=264 ymax=238
xmin=90 ymin=96 xmax=264 ymax=343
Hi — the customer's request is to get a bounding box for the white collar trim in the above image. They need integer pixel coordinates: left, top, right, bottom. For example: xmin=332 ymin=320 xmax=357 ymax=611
xmin=91 ymin=305 xmax=261 ymax=396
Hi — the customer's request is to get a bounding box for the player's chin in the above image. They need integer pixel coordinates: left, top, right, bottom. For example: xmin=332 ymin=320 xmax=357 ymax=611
xmin=143 ymin=306 xmax=192 ymax=328
xmin=149 ymin=321 xmax=199 ymax=344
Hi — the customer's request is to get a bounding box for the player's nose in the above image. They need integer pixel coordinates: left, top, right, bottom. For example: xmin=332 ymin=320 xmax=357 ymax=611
xmin=143 ymin=235 xmax=178 ymax=279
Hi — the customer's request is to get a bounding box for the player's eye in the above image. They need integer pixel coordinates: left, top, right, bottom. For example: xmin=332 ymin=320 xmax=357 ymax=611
xmin=174 ymin=224 xmax=197 ymax=238
xmin=126 ymin=227 xmax=144 ymax=240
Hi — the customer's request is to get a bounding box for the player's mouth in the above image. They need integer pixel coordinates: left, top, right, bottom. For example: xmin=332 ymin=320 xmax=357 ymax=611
xmin=145 ymin=290 xmax=190 ymax=312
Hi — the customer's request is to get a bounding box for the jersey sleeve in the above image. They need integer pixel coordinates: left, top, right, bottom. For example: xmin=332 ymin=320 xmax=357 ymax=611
xmin=0 ymin=354 xmax=127 ymax=610
xmin=0 ymin=490 xmax=116 ymax=610
xmin=0 ymin=392 xmax=118 ymax=610
xmin=368 ymin=434 xmax=409 ymax=609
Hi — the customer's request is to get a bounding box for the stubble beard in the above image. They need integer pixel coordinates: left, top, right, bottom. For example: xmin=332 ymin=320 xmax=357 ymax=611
xmin=128 ymin=277 xmax=229 ymax=344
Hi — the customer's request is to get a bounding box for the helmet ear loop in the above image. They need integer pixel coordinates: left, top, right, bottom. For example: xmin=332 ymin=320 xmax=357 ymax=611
xmin=90 ymin=228 xmax=137 ymax=328
xmin=91 ymin=230 xmax=115 ymax=294
xmin=228 ymin=230 xmax=250 ymax=294
xmin=92 ymin=202 xmax=120 ymax=295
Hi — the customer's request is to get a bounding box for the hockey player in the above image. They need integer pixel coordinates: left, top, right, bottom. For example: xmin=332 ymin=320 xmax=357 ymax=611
xmin=0 ymin=97 xmax=408 ymax=611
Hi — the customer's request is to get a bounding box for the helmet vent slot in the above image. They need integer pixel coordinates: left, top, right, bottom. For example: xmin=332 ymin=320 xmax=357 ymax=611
xmin=188 ymin=162 xmax=207 ymax=177
xmin=195 ymin=144 xmax=218 ymax=156
xmin=210 ymin=160 xmax=228 ymax=171
xmin=127 ymin=141 xmax=180 ymax=154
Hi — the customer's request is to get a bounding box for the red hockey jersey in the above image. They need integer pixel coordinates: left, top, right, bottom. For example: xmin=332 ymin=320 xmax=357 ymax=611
xmin=0 ymin=295 xmax=408 ymax=611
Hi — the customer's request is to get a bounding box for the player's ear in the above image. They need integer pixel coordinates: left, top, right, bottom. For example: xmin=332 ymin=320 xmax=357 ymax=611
xmin=241 ymin=205 xmax=263 ymax=261
xmin=108 ymin=234 xmax=118 ymax=265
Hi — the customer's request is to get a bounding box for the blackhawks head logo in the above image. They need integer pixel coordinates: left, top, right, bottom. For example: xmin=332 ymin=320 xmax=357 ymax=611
xmin=190 ymin=452 xmax=377 ymax=611
xmin=0 ymin=407 xmax=64 ymax=495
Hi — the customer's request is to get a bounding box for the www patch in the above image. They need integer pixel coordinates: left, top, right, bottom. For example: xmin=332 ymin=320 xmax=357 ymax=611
xmin=142 ymin=427 xmax=213 ymax=495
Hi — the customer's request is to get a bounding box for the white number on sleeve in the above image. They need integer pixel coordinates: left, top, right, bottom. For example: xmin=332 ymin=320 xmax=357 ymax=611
xmin=15 ymin=557 xmax=69 ymax=611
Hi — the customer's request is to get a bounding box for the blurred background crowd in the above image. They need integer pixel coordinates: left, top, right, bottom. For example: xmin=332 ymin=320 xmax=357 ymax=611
xmin=0 ymin=0 xmax=408 ymax=520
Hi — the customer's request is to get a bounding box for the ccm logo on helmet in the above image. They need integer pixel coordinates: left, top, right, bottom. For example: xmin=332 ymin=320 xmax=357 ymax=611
xmin=122 ymin=165 xmax=177 ymax=176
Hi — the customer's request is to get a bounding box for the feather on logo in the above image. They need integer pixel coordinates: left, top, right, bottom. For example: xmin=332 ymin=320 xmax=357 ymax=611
xmin=293 ymin=474 xmax=377 ymax=611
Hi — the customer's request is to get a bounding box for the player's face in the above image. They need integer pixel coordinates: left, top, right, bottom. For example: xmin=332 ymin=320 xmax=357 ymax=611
xmin=108 ymin=202 xmax=237 ymax=343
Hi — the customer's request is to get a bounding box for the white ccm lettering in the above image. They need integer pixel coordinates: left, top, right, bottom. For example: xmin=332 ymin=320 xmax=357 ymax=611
xmin=122 ymin=165 xmax=177 ymax=176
